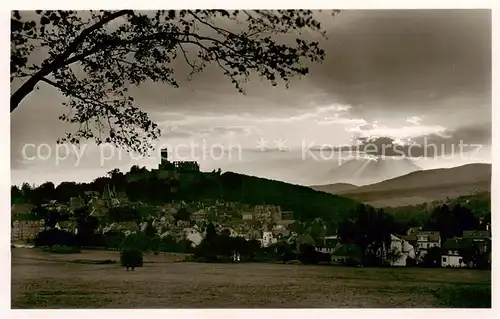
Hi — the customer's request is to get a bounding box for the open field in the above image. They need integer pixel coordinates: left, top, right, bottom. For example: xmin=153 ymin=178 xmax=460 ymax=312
xmin=11 ymin=248 xmax=491 ymax=308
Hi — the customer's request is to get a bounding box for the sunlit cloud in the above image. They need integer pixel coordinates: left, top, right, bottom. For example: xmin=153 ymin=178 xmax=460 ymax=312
xmin=406 ymin=116 xmax=422 ymax=125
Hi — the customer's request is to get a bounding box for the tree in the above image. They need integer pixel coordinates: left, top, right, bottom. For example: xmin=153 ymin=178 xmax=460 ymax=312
xmin=21 ymin=182 xmax=33 ymax=200
xmin=120 ymin=248 xmax=143 ymax=271
xmin=421 ymin=246 xmax=441 ymax=268
xmin=32 ymin=181 xmax=56 ymax=204
xmin=337 ymin=204 xmax=399 ymax=266
xmin=11 ymin=10 xmax=337 ymax=153
xmin=144 ymin=220 xmax=156 ymax=238
xmin=174 ymin=207 xmax=190 ymax=222
xmin=11 ymin=185 xmax=24 ymax=203
xmin=452 ymin=204 xmax=478 ymax=235
xmin=33 ymin=204 xmax=51 ymax=229
xmin=385 ymin=247 xmax=404 ymax=266
xmin=307 ymin=218 xmax=326 ymax=246
xmin=54 ymin=181 xmax=82 ymax=202
xmin=427 ymin=203 xmax=479 ymax=241
xmin=205 ymin=222 xmax=217 ymax=241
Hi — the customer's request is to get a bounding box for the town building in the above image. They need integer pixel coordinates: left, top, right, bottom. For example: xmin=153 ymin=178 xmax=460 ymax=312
xmin=462 ymin=230 xmax=490 ymax=254
xmin=12 ymin=219 xmax=45 ymax=242
xmin=385 ymin=234 xmax=416 ymax=266
xmin=415 ymin=231 xmax=441 ymax=261
xmin=260 ymin=231 xmax=277 ymax=247
xmin=441 ymin=230 xmax=492 ymax=268
xmin=441 ymin=238 xmax=470 ymax=268
xmin=183 ymin=227 xmax=203 ymax=247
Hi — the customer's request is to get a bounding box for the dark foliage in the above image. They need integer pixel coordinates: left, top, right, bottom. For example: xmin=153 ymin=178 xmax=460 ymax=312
xmin=102 ymin=231 xmax=126 ymax=249
xmin=297 ymin=243 xmax=330 ymax=265
xmin=384 ymin=192 xmax=491 ymax=230
xmin=35 ymin=229 xmax=78 ymax=248
xmin=426 ymin=203 xmax=479 ymax=242
xmin=276 ymin=241 xmax=297 ymax=262
xmin=420 ymin=247 xmax=442 ymax=268
xmin=338 ymin=204 xmax=399 ymax=266
xmin=157 ymin=235 xmax=194 ymax=254
xmin=194 ymin=226 xmax=263 ymax=262
xmin=120 ymin=248 xmax=143 ymax=269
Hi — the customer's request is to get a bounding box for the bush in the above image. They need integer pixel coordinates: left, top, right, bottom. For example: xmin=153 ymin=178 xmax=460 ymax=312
xmin=420 ymin=247 xmax=442 ymax=268
xmin=120 ymin=248 xmax=143 ymax=270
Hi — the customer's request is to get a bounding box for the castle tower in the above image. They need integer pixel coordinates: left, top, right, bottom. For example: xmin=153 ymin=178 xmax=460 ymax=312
xmin=161 ymin=148 xmax=169 ymax=165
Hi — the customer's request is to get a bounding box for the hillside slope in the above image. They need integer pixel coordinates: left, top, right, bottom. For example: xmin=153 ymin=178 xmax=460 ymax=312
xmin=118 ymin=170 xmax=362 ymax=224
xmin=310 ymin=183 xmax=359 ymax=194
xmin=313 ymin=163 xmax=491 ymax=207
xmin=210 ymin=172 xmax=360 ymax=222
xmin=325 ymin=157 xmax=421 ymax=186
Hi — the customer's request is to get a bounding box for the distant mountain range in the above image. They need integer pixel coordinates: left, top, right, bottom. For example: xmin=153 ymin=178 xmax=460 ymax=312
xmin=311 ymin=163 xmax=491 ymax=207
xmin=326 ymin=156 xmax=421 ymax=186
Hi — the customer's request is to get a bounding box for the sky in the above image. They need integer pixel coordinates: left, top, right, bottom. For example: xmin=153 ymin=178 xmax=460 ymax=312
xmin=10 ymin=9 xmax=492 ymax=187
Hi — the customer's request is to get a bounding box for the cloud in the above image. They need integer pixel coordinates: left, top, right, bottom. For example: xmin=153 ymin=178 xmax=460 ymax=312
xmin=345 ymin=118 xmax=448 ymax=141
xmin=406 ymin=116 xmax=422 ymax=125
xmin=11 ymin=10 xmax=491 ymax=186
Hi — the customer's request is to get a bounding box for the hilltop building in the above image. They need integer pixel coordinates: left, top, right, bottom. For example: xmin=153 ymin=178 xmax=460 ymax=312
xmin=158 ymin=148 xmax=200 ymax=173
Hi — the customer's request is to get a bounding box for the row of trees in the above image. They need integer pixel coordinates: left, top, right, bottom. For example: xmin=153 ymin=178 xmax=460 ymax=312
xmin=337 ymin=204 xmax=400 ymax=266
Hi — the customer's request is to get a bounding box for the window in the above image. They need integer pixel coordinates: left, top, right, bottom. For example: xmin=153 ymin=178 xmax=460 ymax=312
xmin=442 ymin=257 xmax=447 ymax=262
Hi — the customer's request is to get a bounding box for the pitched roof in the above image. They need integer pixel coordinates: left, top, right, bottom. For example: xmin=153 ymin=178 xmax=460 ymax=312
xmin=417 ymin=231 xmax=440 ymax=242
xmin=401 ymin=235 xmax=417 ymax=243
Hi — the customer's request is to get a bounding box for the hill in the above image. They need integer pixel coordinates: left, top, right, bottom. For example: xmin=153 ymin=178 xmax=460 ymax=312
xmin=312 ymin=163 xmax=491 ymax=207
xmin=325 ymin=156 xmax=420 ymax=186
xmin=198 ymin=172 xmax=360 ymax=222
xmin=383 ymin=191 xmax=491 ymax=226
xmin=12 ymin=169 xmax=362 ymax=227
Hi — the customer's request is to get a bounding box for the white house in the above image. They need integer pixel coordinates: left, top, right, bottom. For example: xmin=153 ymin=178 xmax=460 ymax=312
xmin=416 ymin=231 xmax=441 ymax=261
xmin=441 ymin=238 xmax=469 ymax=268
xmin=387 ymin=234 xmax=416 ymax=266
xmin=260 ymin=231 xmax=277 ymax=247
xmin=183 ymin=227 xmax=203 ymax=247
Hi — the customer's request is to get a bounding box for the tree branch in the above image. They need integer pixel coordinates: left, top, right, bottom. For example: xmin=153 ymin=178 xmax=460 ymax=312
xmin=10 ymin=10 xmax=132 ymax=113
